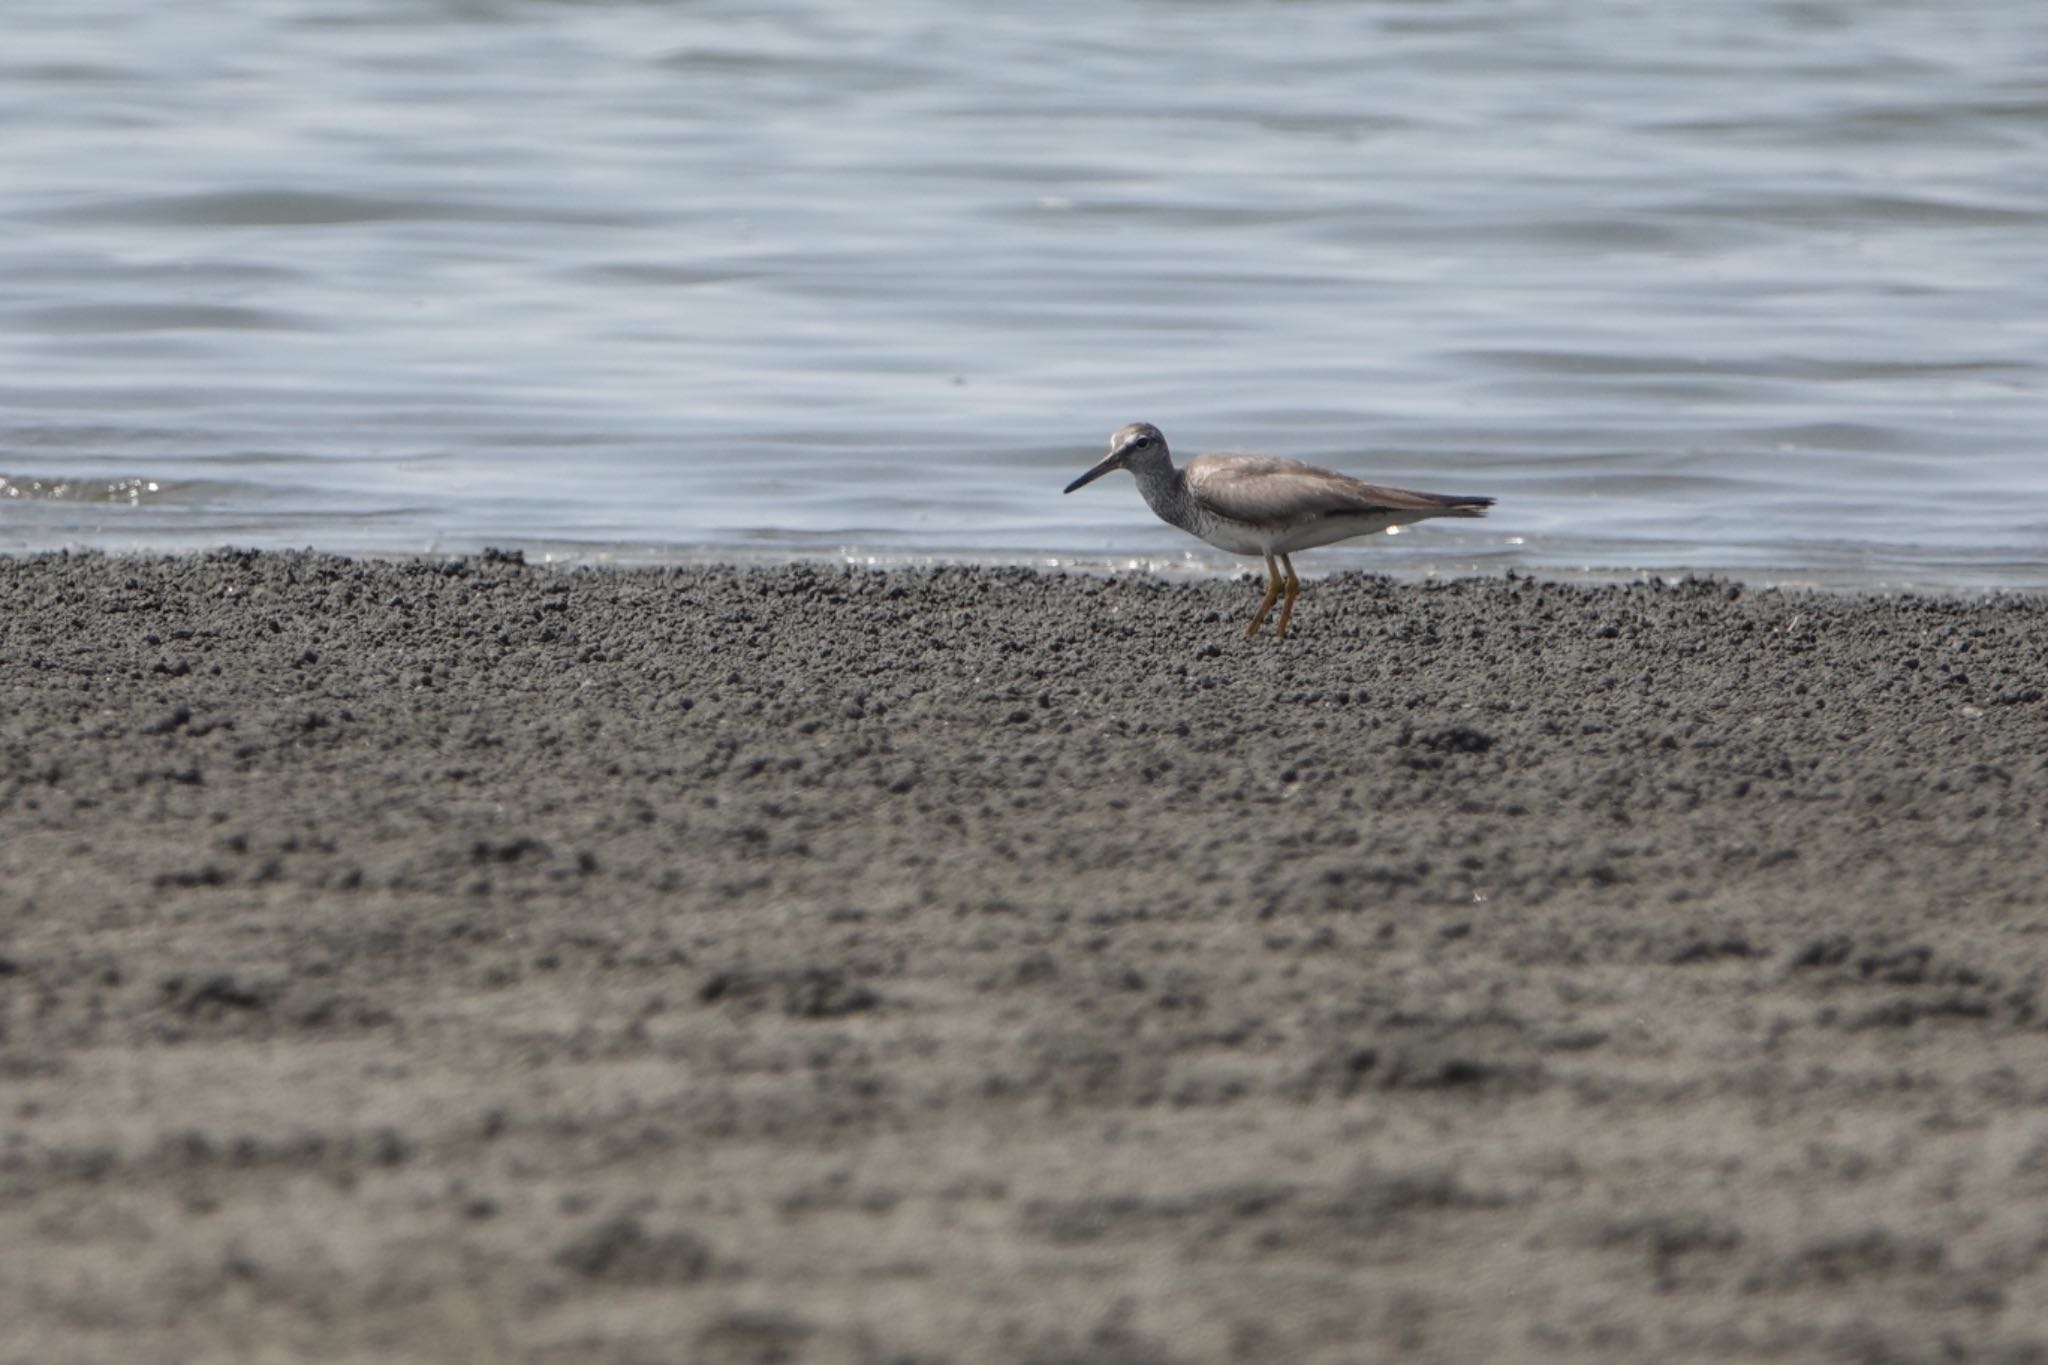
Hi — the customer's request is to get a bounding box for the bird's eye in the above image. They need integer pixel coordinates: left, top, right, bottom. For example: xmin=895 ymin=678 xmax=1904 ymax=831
xmin=1130 ymin=436 xmax=1150 ymax=448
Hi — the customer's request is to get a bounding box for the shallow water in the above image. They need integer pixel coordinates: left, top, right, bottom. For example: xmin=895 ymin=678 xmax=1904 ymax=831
xmin=4 ymin=0 xmax=2045 ymax=589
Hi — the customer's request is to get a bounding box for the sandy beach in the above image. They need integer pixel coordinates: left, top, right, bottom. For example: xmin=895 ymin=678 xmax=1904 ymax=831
xmin=3 ymin=549 xmax=2046 ymax=1364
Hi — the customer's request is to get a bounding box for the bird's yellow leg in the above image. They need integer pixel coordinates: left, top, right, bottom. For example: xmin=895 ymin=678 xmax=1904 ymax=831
xmin=1274 ymin=555 xmax=1301 ymax=639
xmin=1245 ymin=553 xmax=1282 ymax=637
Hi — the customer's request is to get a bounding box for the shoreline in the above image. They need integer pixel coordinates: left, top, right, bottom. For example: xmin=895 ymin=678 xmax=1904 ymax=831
xmin=11 ymin=539 xmax=2045 ymax=598
xmin=4 ymin=549 xmax=2046 ymax=1362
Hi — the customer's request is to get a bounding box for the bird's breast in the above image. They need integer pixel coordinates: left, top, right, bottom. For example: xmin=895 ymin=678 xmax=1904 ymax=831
xmin=1188 ymin=516 xmax=1276 ymax=556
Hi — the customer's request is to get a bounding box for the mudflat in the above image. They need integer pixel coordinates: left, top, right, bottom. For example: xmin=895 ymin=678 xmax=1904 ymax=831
xmin=2 ymin=550 xmax=2045 ymax=1364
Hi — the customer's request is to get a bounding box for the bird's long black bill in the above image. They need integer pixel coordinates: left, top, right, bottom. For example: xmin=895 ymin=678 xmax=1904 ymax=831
xmin=1062 ymin=456 xmax=1117 ymax=494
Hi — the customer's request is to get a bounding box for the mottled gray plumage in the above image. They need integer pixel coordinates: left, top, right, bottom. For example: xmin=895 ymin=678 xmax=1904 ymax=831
xmin=1063 ymin=421 xmax=1494 ymax=639
xmin=1185 ymin=452 xmax=1484 ymax=533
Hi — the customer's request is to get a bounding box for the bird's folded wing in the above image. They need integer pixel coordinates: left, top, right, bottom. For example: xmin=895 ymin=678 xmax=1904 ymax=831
xmin=1185 ymin=455 xmax=1465 ymax=522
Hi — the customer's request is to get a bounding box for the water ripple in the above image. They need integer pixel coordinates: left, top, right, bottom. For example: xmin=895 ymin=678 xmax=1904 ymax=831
xmin=0 ymin=0 xmax=2043 ymax=590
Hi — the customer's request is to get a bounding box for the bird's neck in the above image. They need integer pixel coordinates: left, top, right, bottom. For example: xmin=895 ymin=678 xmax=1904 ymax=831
xmin=1131 ymin=461 xmax=1198 ymax=534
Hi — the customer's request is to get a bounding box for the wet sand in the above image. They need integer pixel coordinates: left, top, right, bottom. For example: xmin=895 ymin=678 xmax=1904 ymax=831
xmin=3 ymin=550 xmax=2046 ymax=1364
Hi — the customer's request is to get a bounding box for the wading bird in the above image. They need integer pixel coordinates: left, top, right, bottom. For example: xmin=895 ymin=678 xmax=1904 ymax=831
xmin=1063 ymin=422 xmax=1495 ymax=639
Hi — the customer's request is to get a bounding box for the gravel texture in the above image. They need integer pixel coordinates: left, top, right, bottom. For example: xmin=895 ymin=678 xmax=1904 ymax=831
xmin=2 ymin=549 xmax=2046 ymax=1363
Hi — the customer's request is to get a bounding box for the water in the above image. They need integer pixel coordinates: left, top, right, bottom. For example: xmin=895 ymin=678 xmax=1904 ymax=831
xmin=4 ymin=0 xmax=2045 ymax=590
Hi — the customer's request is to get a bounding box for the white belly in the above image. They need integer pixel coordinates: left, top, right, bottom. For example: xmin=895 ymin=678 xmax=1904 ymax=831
xmin=1194 ymin=512 xmax=1405 ymax=557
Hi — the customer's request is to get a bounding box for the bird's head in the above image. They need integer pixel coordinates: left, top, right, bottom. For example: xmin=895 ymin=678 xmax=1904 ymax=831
xmin=1063 ymin=422 xmax=1168 ymax=494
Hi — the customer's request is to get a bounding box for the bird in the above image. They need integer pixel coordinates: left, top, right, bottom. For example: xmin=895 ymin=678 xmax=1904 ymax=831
xmin=1063 ymin=422 xmax=1494 ymax=639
